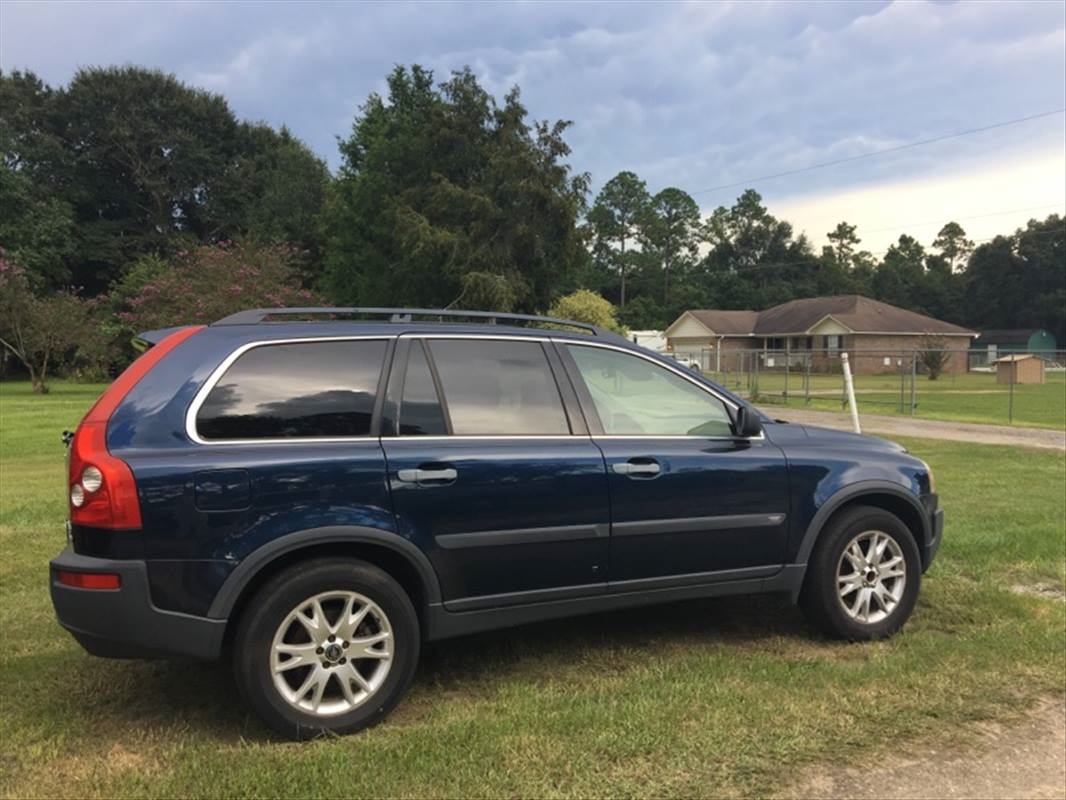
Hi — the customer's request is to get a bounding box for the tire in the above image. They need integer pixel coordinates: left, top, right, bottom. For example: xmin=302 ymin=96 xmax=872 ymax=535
xmin=799 ymin=505 xmax=921 ymax=641
xmin=233 ymin=558 xmax=420 ymax=739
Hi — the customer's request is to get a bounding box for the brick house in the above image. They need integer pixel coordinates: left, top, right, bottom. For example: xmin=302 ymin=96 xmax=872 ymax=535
xmin=664 ymin=295 xmax=976 ymax=374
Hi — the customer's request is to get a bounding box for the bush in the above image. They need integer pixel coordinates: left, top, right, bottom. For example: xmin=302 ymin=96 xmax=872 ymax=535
xmin=547 ymin=289 xmax=626 ymax=334
xmin=116 ymin=242 xmax=319 ymax=332
xmin=918 ymin=334 xmax=951 ymax=381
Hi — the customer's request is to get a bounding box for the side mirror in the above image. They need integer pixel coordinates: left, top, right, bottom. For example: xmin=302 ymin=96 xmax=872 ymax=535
xmin=734 ymin=405 xmax=763 ymax=438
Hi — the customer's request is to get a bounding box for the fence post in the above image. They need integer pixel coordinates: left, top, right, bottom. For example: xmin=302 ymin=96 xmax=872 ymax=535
xmin=899 ymin=351 xmax=905 ymax=413
xmin=804 ymin=353 xmax=811 ymax=405
xmin=841 ymin=353 xmax=861 ymax=433
xmin=1008 ymin=355 xmax=1015 ymax=424
xmin=910 ymin=352 xmax=917 ymax=416
xmin=784 ymin=347 xmax=790 ymax=403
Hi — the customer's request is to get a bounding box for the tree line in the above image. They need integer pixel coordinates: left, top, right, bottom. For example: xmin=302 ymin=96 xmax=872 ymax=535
xmin=1 ymin=64 xmax=1063 ymax=389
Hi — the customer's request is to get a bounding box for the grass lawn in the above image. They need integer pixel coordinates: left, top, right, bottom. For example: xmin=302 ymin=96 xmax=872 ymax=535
xmin=1 ymin=380 xmax=1064 ymax=798
xmin=710 ymin=369 xmax=1066 ymax=429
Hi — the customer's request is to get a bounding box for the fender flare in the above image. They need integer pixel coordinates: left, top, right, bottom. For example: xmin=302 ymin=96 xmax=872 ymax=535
xmin=794 ymin=480 xmax=929 ymax=565
xmin=206 ymin=525 xmax=442 ymax=619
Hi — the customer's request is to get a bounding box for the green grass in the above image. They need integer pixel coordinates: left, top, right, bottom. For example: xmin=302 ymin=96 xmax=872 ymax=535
xmin=709 ymin=369 xmax=1066 ymax=429
xmin=1 ymin=380 xmax=1064 ymax=798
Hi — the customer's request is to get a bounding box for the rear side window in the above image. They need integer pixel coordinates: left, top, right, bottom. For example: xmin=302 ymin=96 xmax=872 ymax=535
xmin=195 ymin=340 xmax=387 ymax=440
xmin=428 ymin=339 xmax=570 ymax=435
xmin=399 ymin=341 xmax=448 ymax=435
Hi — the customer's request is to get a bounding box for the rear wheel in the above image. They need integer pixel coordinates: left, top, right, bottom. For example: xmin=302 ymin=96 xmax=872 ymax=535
xmin=233 ymin=558 xmax=419 ymax=739
xmin=800 ymin=506 xmax=921 ymax=640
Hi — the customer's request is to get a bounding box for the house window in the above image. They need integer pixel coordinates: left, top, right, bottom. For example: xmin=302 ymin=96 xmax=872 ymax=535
xmin=823 ymin=335 xmax=842 ymax=355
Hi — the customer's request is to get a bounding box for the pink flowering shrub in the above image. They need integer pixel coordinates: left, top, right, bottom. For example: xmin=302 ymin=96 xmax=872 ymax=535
xmin=117 ymin=242 xmax=320 ymax=332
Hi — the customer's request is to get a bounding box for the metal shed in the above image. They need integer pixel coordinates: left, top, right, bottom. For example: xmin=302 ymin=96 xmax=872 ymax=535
xmin=995 ymin=354 xmax=1045 ymax=385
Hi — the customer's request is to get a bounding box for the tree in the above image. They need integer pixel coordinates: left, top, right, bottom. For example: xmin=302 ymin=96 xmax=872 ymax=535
xmin=932 ymin=222 xmax=974 ymax=273
xmin=701 ymin=190 xmax=816 ymax=309
xmin=0 ymin=251 xmax=96 ymax=393
xmin=1 ymin=67 xmax=329 ymax=293
xmin=965 ymin=215 xmax=1066 ymax=342
xmin=874 ymin=235 xmax=927 ymax=311
xmin=641 ymin=187 xmax=701 ymax=303
xmin=323 ymin=65 xmax=588 ymax=313
xmin=547 ymin=289 xmax=625 ymax=334
xmin=115 ymin=242 xmax=319 ymax=332
xmin=0 ymin=164 xmax=75 ymax=289
xmin=826 ymin=221 xmax=860 ymax=269
xmin=207 ymin=123 xmax=330 ymax=271
xmin=587 ymin=171 xmax=650 ymax=307
xmin=917 ymin=334 xmax=951 ymax=381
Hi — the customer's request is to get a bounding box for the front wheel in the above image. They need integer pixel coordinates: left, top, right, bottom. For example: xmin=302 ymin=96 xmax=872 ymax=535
xmin=233 ymin=558 xmax=420 ymax=739
xmin=800 ymin=506 xmax=921 ymax=640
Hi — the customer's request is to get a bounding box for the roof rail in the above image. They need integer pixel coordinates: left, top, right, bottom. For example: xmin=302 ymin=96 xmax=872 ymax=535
xmin=212 ymin=307 xmax=625 ymax=340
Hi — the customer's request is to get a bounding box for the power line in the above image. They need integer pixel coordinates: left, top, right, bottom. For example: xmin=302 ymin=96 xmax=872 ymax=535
xmin=840 ymin=201 xmax=1066 ymax=236
xmin=691 ymin=108 xmax=1066 ymax=196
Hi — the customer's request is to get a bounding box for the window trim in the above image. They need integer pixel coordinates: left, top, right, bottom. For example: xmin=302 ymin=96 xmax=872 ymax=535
xmin=185 ymin=335 xmax=393 ymax=446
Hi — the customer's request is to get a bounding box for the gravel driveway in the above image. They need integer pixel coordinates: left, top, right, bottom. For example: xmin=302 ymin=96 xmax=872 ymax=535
xmin=774 ymin=409 xmax=1065 ymax=451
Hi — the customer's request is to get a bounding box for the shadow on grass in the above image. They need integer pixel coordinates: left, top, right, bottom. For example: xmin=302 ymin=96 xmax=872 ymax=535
xmin=19 ymin=594 xmax=811 ymax=745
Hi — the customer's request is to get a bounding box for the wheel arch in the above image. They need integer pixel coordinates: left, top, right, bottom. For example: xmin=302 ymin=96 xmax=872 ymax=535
xmin=795 ymin=481 xmax=929 ymax=569
xmin=208 ymin=526 xmax=442 ymax=641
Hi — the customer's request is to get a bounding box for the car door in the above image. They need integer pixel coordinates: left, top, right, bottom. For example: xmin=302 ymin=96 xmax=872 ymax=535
xmin=558 ymin=342 xmax=790 ymax=586
xmin=380 ymin=336 xmax=611 ymax=610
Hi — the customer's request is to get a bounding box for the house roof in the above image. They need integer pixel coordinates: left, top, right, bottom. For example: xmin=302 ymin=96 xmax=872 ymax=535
xmin=675 ymin=295 xmax=976 ymax=337
xmin=994 ymin=354 xmax=1039 ymax=363
xmin=980 ymin=329 xmax=1045 ymax=345
xmin=685 ymin=310 xmax=760 ymax=335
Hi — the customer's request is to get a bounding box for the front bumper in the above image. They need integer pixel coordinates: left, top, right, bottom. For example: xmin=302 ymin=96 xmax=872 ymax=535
xmin=50 ymin=547 xmax=225 ymax=660
xmin=923 ymin=501 xmax=944 ymax=572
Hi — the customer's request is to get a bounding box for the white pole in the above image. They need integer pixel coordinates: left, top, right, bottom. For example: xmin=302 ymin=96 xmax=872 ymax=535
xmin=841 ymin=352 xmax=861 ymax=434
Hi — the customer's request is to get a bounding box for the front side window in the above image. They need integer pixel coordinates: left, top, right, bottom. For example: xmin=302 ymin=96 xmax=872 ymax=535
xmin=428 ymin=339 xmax=570 ymax=435
xmin=196 ymin=340 xmax=387 ymax=440
xmin=566 ymin=345 xmax=733 ymax=437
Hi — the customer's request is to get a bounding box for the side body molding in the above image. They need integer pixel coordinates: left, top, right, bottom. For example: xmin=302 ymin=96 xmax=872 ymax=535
xmin=794 ymin=479 xmax=930 ymax=566
xmin=206 ymin=525 xmax=443 ymax=619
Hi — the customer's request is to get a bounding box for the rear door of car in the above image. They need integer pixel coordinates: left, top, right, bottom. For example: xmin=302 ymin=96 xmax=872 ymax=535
xmin=380 ymin=335 xmax=611 ymax=610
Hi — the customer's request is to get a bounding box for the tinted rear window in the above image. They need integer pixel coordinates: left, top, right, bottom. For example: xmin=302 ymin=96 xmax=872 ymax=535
xmin=195 ymin=340 xmax=387 ymax=440
xmin=399 ymin=341 xmax=448 ymax=435
xmin=428 ymin=339 xmax=569 ymax=435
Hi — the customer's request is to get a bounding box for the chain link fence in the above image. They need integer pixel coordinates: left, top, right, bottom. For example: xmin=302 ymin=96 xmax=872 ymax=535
xmin=689 ymin=348 xmax=1066 ymax=429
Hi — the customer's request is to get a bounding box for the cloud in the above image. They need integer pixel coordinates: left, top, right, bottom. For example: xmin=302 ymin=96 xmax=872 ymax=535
xmin=2 ymin=0 xmax=1063 ymax=236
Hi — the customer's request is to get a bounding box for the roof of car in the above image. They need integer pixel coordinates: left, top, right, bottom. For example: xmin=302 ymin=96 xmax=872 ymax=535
xmin=202 ymin=307 xmax=633 ymax=346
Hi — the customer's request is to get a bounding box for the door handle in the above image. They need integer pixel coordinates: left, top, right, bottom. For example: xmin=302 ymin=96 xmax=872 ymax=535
xmin=397 ymin=467 xmax=458 ymax=484
xmin=613 ymin=460 xmax=661 ymax=477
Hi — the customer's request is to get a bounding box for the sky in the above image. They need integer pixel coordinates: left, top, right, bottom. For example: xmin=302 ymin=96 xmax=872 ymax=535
xmin=2 ymin=0 xmax=1064 ymax=254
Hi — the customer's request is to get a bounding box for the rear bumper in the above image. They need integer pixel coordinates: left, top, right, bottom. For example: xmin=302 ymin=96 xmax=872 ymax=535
xmin=50 ymin=548 xmax=225 ymax=660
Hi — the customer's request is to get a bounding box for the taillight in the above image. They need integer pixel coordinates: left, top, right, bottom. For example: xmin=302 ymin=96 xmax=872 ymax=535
xmin=57 ymin=570 xmax=121 ymax=590
xmin=68 ymin=325 xmax=204 ymax=530
xmin=69 ymin=421 xmax=143 ymax=528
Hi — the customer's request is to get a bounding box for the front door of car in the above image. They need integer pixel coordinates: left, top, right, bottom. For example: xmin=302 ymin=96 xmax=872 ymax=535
xmin=558 ymin=342 xmax=790 ymax=586
xmin=380 ymin=336 xmax=611 ymax=610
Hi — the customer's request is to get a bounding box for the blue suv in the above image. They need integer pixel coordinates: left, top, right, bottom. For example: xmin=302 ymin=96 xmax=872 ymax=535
xmin=51 ymin=308 xmax=942 ymax=738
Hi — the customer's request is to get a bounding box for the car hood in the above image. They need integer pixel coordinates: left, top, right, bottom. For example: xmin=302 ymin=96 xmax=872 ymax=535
xmin=762 ymin=421 xmax=907 ymax=453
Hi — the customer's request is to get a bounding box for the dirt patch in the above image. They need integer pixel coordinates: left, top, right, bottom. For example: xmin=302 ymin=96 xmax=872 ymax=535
xmin=1011 ymin=584 xmax=1066 ymax=602
xmin=777 ymin=696 xmax=1066 ymax=800
xmin=776 ymin=409 xmax=1065 ymax=451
